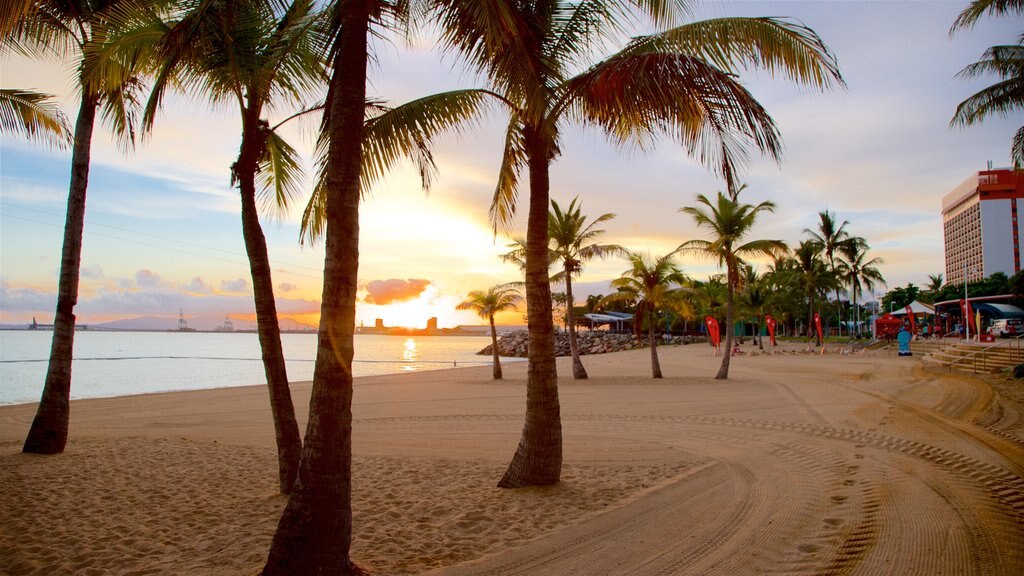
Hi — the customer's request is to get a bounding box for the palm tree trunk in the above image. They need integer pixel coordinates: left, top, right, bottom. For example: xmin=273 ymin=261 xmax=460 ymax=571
xmin=489 ymin=315 xmax=502 ymax=380
xmin=716 ymin=266 xmax=735 ymax=380
xmin=498 ymin=126 xmax=562 ymax=489
xmin=565 ymin=271 xmax=587 ymax=379
xmin=262 ymin=6 xmax=367 ymax=573
xmin=757 ymin=315 xmax=763 ymax=350
xmin=23 ymin=95 xmax=98 ymax=455
xmin=236 ymin=119 xmax=302 ymax=494
xmin=648 ymin=311 xmax=662 ymax=379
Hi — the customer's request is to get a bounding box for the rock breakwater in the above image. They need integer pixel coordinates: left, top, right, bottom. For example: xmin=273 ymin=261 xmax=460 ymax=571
xmin=479 ymin=330 xmax=706 ymax=357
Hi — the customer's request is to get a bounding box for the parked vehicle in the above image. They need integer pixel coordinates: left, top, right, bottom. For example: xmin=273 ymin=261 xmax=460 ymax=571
xmin=988 ymin=318 xmax=1024 ymax=337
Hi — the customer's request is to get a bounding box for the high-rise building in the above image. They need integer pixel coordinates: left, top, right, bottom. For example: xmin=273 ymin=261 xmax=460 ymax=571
xmin=942 ymin=168 xmax=1023 ymax=286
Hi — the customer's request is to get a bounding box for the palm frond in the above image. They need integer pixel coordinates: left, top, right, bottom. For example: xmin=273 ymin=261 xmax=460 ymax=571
xmin=257 ymin=129 xmax=304 ymax=219
xmin=1013 ymin=124 xmax=1024 ymax=164
xmin=362 ymin=89 xmax=493 ymax=192
xmin=951 ymin=76 xmax=1024 ymax=126
xmin=432 ymin=0 xmax=548 ymax=105
xmin=564 ymin=51 xmax=782 ymax=188
xmin=489 ymin=115 xmax=527 ymax=232
xmin=951 ymin=0 xmax=1024 ymax=33
xmin=0 ymin=88 xmax=72 ymax=148
xmin=98 ymin=75 xmax=144 ymax=152
xmin=628 ymin=17 xmax=844 ymax=91
xmin=955 ymin=44 xmax=1024 ymax=81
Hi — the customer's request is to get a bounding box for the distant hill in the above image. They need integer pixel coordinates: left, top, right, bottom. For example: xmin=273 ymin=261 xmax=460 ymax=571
xmin=90 ymin=315 xmax=316 ymax=332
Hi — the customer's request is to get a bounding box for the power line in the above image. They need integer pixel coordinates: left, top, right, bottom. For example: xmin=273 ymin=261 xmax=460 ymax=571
xmin=0 ymin=201 xmax=324 ymax=279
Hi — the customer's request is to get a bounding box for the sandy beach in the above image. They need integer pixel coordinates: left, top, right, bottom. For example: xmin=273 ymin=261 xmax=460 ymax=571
xmin=1 ymin=340 xmax=1022 ymax=575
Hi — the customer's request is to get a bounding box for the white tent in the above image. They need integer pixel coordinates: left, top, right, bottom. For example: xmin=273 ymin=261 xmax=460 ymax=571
xmin=889 ymin=300 xmax=935 ymax=315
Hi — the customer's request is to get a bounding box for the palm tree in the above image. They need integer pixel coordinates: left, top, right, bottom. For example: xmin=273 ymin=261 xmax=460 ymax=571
xmin=603 ymin=251 xmax=692 ymax=378
xmin=457 ymin=284 xmax=522 ymax=379
xmin=838 ymin=239 xmax=885 ymax=337
xmin=679 ymin=185 xmax=787 ymax=379
xmin=260 ymin=2 xmax=494 ymax=572
xmin=789 ymin=240 xmax=839 ymax=343
xmin=434 ymin=0 xmax=842 ymax=488
xmin=136 ymin=0 xmax=324 ymax=495
xmin=950 ymin=0 xmax=1024 ymax=164
xmin=926 ymin=273 xmax=944 ymax=293
xmin=0 ymin=88 xmax=71 ymax=147
xmin=805 ymin=210 xmax=853 ymax=336
xmin=9 ymin=0 xmax=159 ymax=455
xmin=549 ymin=197 xmax=624 ymax=380
xmin=738 ymin=265 xmax=769 ymax=349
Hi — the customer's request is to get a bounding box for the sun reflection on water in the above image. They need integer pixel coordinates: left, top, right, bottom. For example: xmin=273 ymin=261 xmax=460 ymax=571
xmin=401 ymin=338 xmax=417 ymax=371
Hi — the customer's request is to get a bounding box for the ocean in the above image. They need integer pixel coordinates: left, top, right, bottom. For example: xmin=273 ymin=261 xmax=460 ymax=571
xmin=0 ymin=330 xmax=510 ymax=406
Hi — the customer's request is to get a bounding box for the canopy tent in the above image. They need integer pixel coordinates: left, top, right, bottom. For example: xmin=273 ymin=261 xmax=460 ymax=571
xmin=972 ymin=302 xmax=1024 ymax=319
xmin=874 ymin=313 xmax=903 ymax=339
xmin=889 ymin=300 xmax=935 ymax=315
xmin=583 ymin=312 xmax=633 ymax=332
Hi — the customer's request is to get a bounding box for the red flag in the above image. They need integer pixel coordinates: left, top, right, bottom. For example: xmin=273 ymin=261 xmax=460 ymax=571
xmin=766 ymin=314 xmax=777 ymax=346
xmin=905 ymin=305 xmax=917 ymax=334
xmin=958 ymin=297 xmax=966 ymax=334
xmin=814 ymin=311 xmax=823 ymax=343
xmin=704 ymin=315 xmax=720 ymax=347
xmin=966 ymin=301 xmax=976 ymax=336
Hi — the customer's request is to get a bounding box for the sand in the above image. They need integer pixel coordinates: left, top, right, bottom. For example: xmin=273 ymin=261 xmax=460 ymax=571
xmin=1 ymin=340 xmax=1021 ymax=575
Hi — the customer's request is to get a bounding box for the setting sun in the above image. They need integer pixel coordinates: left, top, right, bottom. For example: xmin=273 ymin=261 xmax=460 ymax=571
xmin=356 ymin=285 xmax=482 ymax=329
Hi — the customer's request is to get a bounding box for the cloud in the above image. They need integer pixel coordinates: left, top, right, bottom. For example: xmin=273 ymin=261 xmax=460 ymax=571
xmin=363 ymin=278 xmax=431 ymax=305
xmin=135 ymin=269 xmax=167 ymax=290
xmin=278 ymin=282 xmax=297 ymax=292
xmin=0 ymin=279 xmax=55 ymax=312
xmin=220 ymin=278 xmax=251 ymax=293
xmin=183 ymin=277 xmax=213 ymax=294
xmin=81 ymin=264 xmax=104 ymax=279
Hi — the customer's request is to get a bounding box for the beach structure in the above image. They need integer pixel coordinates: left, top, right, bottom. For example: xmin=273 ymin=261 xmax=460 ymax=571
xmin=942 ymin=167 xmax=1023 ymax=286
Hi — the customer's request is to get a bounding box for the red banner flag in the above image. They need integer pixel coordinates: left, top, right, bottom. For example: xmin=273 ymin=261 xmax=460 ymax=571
xmin=960 ymin=299 xmax=972 ymax=337
xmin=766 ymin=314 xmax=777 ymax=346
xmin=705 ymin=315 xmax=720 ymax=347
xmin=814 ymin=311 xmax=823 ymax=343
xmin=905 ymin=305 xmax=917 ymax=334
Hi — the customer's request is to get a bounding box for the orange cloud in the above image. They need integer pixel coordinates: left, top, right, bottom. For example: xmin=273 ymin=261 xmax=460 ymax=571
xmin=363 ymin=279 xmax=432 ymax=305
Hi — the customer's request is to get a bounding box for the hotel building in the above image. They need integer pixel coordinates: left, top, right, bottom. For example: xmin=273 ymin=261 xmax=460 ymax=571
xmin=942 ymin=168 xmax=1023 ymax=286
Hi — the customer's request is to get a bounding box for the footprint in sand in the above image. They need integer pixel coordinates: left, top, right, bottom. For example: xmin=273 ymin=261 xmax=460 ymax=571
xmin=797 ymin=543 xmax=821 ymax=554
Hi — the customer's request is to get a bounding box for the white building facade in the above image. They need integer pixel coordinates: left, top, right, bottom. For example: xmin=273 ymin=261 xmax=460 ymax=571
xmin=942 ymin=169 xmax=1023 ymax=285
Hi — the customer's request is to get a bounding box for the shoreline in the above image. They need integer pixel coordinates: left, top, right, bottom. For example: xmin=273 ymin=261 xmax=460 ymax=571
xmin=2 ymin=343 xmax=1021 ymax=575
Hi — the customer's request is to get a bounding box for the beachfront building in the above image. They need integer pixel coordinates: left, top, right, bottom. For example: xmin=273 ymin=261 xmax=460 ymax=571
xmin=942 ymin=168 xmax=1023 ymax=285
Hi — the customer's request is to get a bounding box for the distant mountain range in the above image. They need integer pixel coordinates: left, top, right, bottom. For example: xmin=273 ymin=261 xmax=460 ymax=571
xmin=3 ymin=315 xmax=316 ymax=332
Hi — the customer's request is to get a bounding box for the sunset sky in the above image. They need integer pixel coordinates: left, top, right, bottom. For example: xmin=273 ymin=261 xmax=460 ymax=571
xmin=1 ymin=1 xmax=1020 ymax=329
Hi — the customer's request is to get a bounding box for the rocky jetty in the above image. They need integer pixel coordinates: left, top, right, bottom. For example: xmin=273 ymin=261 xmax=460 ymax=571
xmin=479 ymin=330 xmax=707 ymax=358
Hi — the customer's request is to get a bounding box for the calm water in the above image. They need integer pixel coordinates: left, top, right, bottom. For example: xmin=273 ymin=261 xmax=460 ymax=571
xmin=0 ymin=330 xmax=508 ymax=406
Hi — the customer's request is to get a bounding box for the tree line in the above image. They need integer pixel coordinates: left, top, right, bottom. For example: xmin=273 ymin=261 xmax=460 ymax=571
xmin=467 ymin=194 xmax=886 ymax=381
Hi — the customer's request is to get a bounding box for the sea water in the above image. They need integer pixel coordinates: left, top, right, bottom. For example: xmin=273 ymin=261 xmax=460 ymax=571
xmin=0 ymin=330 xmax=510 ymax=406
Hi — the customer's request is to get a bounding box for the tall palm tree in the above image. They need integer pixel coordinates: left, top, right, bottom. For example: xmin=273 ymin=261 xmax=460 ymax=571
xmin=738 ymin=265 xmax=769 ymax=349
xmin=9 ymin=0 xmax=160 ymax=455
xmin=136 ymin=0 xmax=324 ymax=495
xmin=950 ymin=0 xmax=1024 ymax=164
xmin=260 ymin=3 xmax=498 ymax=572
xmin=434 ymin=0 xmax=843 ymax=488
xmin=789 ymin=240 xmax=839 ymax=343
xmin=0 ymin=88 xmax=71 ymax=147
xmin=805 ymin=210 xmax=852 ymax=336
xmin=457 ymin=284 xmax=522 ymax=379
xmin=603 ymin=251 xmax=692 ymax=378
xmin=926 ymin=273 xmax=944 ymax=294
xmin=549 ymin=197 xmax=624 ymax=380
xmin=838 ymin=238 xmax=885 ymax=337
xmin=679 ymin=185 xmax=787 ymax=379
